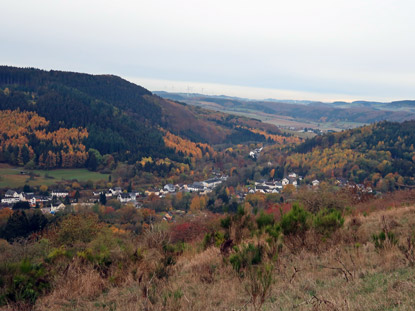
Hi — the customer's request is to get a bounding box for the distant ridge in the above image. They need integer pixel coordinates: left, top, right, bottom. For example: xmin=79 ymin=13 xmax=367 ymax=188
xmin=156 ymin=91 xmax=415 ymax=126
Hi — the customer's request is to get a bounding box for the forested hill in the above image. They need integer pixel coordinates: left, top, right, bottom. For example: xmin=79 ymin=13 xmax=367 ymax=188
xmin=285 ymin=121 xmax=415 ymax=189
xmin=295 ymin=120 xmax=415 ymax=157
xmin=0 ymin=66 xmax=285 ymax=169
xmin=0 ymin=66 xmax=176 ymax=166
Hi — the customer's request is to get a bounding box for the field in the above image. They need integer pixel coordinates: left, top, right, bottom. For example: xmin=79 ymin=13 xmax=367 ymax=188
xmin=0 ymin=164 xmax=109 ymax=188
xmin=183 ymin=100 xmax=363 ymax=132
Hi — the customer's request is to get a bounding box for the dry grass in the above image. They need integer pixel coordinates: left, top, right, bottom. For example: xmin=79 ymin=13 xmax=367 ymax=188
xmin=30 ymin=205 xmax=415 ymax=311
xmin=36 ymin=261 xmax=108 ymax=310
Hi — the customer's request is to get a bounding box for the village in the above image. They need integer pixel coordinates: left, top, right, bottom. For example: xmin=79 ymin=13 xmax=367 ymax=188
xmin=0 ymin=166 xmax=374 ymax=216
xmin=0 ymin=146 xmax=376 ymax=216
xmin=0 ymin=174 xmax=229 ymax=213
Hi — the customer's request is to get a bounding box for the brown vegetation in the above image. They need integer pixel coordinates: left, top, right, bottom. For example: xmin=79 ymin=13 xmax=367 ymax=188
xmin=2 ymin=192 xmax=415 ymax=310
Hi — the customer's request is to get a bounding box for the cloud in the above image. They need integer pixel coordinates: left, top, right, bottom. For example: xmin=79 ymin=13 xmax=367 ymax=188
xmin=1 ymin=0 xmax=415 ymax=100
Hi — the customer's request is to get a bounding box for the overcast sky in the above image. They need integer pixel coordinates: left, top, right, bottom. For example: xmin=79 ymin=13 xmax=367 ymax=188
xmin=2 ymin=0 xmax=415 ymax=101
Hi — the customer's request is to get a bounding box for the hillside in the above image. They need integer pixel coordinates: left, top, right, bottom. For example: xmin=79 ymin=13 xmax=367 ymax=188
xmin=284 ymin=121 xmax=415 ymax=189
xmin=2 ymin=188 xmax=415 ymax=310
xmin=0 ymin=66 xmax=285 ymax=169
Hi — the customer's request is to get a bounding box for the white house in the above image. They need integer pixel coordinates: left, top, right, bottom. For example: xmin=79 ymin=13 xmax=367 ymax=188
xmin=2 ymin=190 xmax=26 ymax=204
xmin=312 ymin=180 xmax=320 ymax=187
xmin=51 ymin=190 xmax=68 ymax=198
xmin=220 ymin=175 xmax=229 ymax=181
xmin=187 ymin=182 xmax=205 ymax=192
xmin=249 ymin=147 xmax=263 ymax=159
xmin=164 ymin=184 xmax=176 ymax=193
xmin=288 ymin=172 xmax=297 ymax=178
xmin=1 ymin=197 xmax=20 ymax=204
xmin=288 ymin=177 xmax=298 ymax=187
xmin=255 ymin=179 xmax=267 ymax=186
xmin=105 ymin=191 xmax=113 ymax=198
xmin=282 ymin=178 xmax=290 ymax=186
xmin=265 ymin=182 xmax=277 ymax=190
xmin=109 ymin=187 xmax=123 ymax=196
xmin=118 ymin=193 xmax=134 ymax=203
xmin=255 ymin=185 xmax=270 ymax=193
xmin=5 ymin=190 xmax=19 ymax=198
xmin=24 ymin=194 xmax=37 ymax=206
xmin=128 ymin=192 xmax=138 ymax=201
xmin=274 ymin=182 xmax=283 ymax=189
xmin=203 ymin=178 xmax=222 ymax=189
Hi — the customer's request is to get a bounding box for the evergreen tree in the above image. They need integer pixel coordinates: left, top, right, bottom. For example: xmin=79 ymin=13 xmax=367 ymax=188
xmin=74 ymin=190 xmax=80 ymax=202
xmin=3 ymin=210 xmax=29 ymax=241
xmin=28 ymin=211 xmax=48 ymax=233
xmin=99 ymin=193 xmax=107 ymax=205
xmin=21 ymin=145 xmax=30 ymax=164
xmin=64 ymin=196 xmax=70 ymax=205
xmin=23 ymin=184 xmax=31 ymax=193
xmin=12 ymin=201 xmax=30 ymax=210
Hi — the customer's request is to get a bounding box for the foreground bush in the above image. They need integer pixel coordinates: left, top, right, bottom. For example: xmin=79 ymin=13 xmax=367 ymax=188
xmin=0 ymin=259 xmax=49 ymax=307
xmin=313 ymin=208 xmax=344 ymax=237
xmin=280 ymin=203 xmax=311 ymax=239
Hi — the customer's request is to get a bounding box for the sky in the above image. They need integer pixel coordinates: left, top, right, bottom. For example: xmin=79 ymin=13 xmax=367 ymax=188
xmin=1 ymin=0 xmax=415 ymax=102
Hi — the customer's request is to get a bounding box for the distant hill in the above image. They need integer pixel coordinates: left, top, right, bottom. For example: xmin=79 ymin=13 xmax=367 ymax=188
xmin=156 ymin=92 xmax=415 ymax=129
xmin=0 ymin=66 xmax=282 ymax=169
xmin=386 ymin=100 xmax=415 ymax=108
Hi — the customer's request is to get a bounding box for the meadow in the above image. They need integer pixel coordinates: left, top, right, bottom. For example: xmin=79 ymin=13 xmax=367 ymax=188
xmin=0 ymin=164 xmax=109 ymax=188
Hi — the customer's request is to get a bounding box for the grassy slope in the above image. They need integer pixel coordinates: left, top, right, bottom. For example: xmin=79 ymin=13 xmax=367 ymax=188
xmin=30 ymin=205 xmax=415 ymax=311
xmin=0 ymin=164 xmax=109 ymax=188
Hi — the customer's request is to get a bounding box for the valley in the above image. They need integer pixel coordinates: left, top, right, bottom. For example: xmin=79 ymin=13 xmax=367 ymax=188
xmin=1 ymin=66 xmax=415 ymax=311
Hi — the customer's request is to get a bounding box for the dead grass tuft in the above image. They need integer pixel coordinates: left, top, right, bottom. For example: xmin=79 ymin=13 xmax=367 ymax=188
xmin=36 ymin=261 xmax=107 ymax=310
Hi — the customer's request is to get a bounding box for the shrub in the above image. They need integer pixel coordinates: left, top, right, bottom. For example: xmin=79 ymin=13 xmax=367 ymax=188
xmin=170 ymin=221 xmax=208 ymax=243
xmin=372 ymin=231 xmax=398 ymax=250
xmin=372 ymin=216 xmax=399 ymax=250
xmin=296 ymin=185 xmax=351 ymax=213
xmin=1 ymin=259 xmax=49 ymax=306
xmin=280 ymin=203 xmax=311 ymax=237
xmin=78 ymin=229 xmax=132 ymax=271
xmin=237 ymin=205 xmax=246 ymax=216
xmin=256 ymin=212 xmax=274 ymax=230
xmin=313 ymin=208 xmax=344 ymax=237
xmin=264 ymin=224 xmax=282 ymax=261
xmin=229 ymin=243 xmax=263 ymax=274
xmin=244 ymin=263 xmax=274 ymax=311
xmin=154 ymin=242 xmax=186 ymax=279
xmin=46 ymin=246 xmax=73 ymax=263
xmin=202 ymin=231 xmax=226 ymax=249
xmin=229 ymin=243 xmax=275 ymax=311
xmin=55 ymin=213 xmax=102 ymax=246
xmin=220 ymin=216 xmax=232 ymax=229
